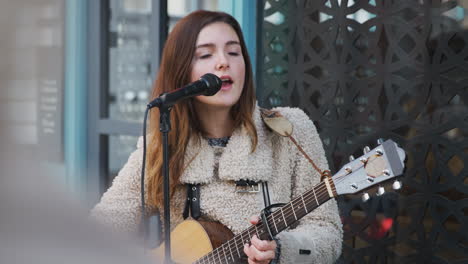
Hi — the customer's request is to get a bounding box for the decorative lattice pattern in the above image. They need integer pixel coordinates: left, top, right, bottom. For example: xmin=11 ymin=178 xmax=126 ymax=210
xmin=258 ymin=0 xmax=468 ymax=263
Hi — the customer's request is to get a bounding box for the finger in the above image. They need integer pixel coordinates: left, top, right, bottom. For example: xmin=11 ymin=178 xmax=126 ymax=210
xmin=246 ymin=240 xmax=276 ymax=262
xmin=251 ymin=235 xmax=277 ymax=251
xmin=249 ymin=215 xmax=260 ymax=225
xmin=244 ymin=243 xmax=253 ymax=259
xmin=250 ymin=246 xmax=276 ymax=262
xmin=244 ymin=243 xmax=274 ymax=264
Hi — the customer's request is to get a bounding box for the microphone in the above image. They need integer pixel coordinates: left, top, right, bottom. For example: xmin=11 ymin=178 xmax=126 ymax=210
xmin=147 ymin=73 xmax=222 ymax=108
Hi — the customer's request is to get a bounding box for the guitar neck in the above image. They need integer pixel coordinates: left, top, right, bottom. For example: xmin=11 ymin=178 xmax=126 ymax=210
xmin=194 ymin=180 xmax=336 ymax=264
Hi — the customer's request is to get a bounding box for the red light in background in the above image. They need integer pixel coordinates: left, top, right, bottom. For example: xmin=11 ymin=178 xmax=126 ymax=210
xmin=368 ymin=217 xmax=394 ymax=239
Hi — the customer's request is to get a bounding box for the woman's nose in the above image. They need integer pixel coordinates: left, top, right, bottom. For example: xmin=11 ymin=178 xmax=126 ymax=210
xmin=215 ymin=54 xmax=229 ymax=70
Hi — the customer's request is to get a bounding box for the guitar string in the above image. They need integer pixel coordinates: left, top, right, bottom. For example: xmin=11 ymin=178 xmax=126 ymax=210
xmin=198 ymin=158 xmax=384 ymax=263
xmin=197 ymin=182 xmax=332 ymax=264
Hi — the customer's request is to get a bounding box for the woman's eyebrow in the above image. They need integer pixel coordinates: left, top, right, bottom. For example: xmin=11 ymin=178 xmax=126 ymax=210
xmin=196 ymin=40 xmax=240 ymax=49
xmin=226 ymin=40 xmax=240 ymax=46
xmin=196 ymin=43 xmax=215 ymax=49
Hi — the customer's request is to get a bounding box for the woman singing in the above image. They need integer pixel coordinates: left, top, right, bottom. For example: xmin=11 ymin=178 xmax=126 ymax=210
xmin=92 ymin=10 xmax=342 ymax=264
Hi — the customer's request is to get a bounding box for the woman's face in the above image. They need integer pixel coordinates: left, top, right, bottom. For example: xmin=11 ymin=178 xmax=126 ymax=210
xmin=190 ymin=22 xmax=246 ymax=110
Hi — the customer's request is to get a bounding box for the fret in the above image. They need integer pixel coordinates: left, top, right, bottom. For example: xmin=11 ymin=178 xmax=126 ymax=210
xmin=227 ymin=240 xmax=234 ymax=263
xmin=301 ymin=194 xmax=308 ymax=213
xmin=216 ymin=247 xmax=222 ymax=264
xmin=255 ymin=225 xmax=260 ymax=238
xmin=275 ymin=210 xmax=285 ymax=231
xmin=242 ymin=230 xmax=249 ymax=245
xmin=250 ymin=227 xmax=257 ymax=241
xmin=222 ymin=243 xmax=228 ymax=264
xmin=209 ymin=251 xmax=214 ymax=264
xmin=280 ymin=208 xmax=287 ymax=226
xmin=271 ymin=214 xmax=279 ymax=233
xmin=290 ymin=202 xmax=298 ymax=220
xmin=292 ymin=200 xmax=304 ymax=218
xmin=311 ymin=186 xmax=319 ymax=206
xmin=239 ymin=232 xmax=247 ymax=256
xmin=234 ymin=236 xmax=241 ymax=258
xmin=247 ymin=228 xmax=253 ymax=241
xmin=208 ymin=249 xmax=214 ymax=264
xmin=258 ymin=224 xmax=266 ymax=238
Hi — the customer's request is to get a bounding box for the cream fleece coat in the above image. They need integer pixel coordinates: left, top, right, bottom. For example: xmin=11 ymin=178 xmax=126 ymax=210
xmin=91 ymin=106 xmax=343 ymax=263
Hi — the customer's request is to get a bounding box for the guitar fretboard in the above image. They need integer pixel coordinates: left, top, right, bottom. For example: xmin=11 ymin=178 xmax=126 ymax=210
xmin=194 ymin=180 xmax=335 ymax=264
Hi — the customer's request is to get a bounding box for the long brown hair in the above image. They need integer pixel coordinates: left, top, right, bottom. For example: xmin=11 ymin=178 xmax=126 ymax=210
xmin=146 ymin=10 xmax=257 ymax=208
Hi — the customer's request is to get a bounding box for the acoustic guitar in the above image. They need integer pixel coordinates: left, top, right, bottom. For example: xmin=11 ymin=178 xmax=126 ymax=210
xmin=152 ymin=139 xmax=406 ymax=264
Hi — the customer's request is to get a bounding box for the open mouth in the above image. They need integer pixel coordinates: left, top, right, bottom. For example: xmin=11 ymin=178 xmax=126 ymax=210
xmin=221 ymin=76 xmax=233 ymax=85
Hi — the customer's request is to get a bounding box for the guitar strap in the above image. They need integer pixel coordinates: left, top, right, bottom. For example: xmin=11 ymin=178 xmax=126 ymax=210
xmin=259 ymin=108 xmax=331 ymax=181
xmin=183 ymin=184 xmax=201 ymax=220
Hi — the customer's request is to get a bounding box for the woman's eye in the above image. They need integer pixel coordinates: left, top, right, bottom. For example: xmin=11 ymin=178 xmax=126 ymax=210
xmin=228 ymin=52 xmax=239 ymax=56
xmin=199 ymin=54 xmax=211 ymax=59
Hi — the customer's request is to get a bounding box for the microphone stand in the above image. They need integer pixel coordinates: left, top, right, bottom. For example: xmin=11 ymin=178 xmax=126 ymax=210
xmin=144 ymin=98 xmax=173 ymax=264
xmin=158 ymin=104 xmax=173 ymax=264
xmin=143 ymin=74 xmax=220 ymax=263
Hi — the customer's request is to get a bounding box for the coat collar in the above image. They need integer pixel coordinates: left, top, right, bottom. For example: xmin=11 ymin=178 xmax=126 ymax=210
xmin=179 ymin=106 xmax=274 ymax=185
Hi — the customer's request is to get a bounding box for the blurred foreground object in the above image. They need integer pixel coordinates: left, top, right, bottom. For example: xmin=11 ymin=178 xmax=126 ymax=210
xmin=0 ymin=149 xmax=154 ymax=264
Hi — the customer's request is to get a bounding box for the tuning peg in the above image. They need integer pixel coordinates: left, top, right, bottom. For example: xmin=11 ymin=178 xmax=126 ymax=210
xmin=392 ymin=180 xmax=402 ymax=190
xmin=377 ymin=138 xmax=385 ymax=144
xmin=383 ymin=169 xmax=390 ymax=176
xmin=362 ymin=192 xmax=370 ymax=202
xmin=349 ymin=155 xmax=355 ymax=162
xmin=376 ymin=186 xmax=385 ymax=196
xmin=363 ymin=146 xmax=371 ymax=154
xmin=376 ymin=149 xmax=383 ymax=156
xmin=345 ymin=166 xmax=352 ymax=174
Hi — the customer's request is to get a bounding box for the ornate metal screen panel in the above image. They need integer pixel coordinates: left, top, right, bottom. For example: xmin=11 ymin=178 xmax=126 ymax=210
xmin=258 ymin=0 xmax=468 ymax=263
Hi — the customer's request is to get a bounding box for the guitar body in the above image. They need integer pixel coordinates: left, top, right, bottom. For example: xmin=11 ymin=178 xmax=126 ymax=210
xmin=152 ymin=220 xmax=234 ymax=264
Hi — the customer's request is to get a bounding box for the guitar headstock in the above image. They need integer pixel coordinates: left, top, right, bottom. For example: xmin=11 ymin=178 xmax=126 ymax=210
xmin=332 ymin=139 xmax=406 ymax=200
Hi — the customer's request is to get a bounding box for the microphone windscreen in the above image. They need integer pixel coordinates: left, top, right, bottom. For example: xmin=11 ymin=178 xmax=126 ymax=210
xmin=200 ymin=73 xmax=222 ymax=96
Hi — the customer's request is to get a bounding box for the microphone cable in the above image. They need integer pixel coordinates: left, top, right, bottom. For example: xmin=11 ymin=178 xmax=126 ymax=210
xmin=140 ymin=106 xmax=149 ymax=245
